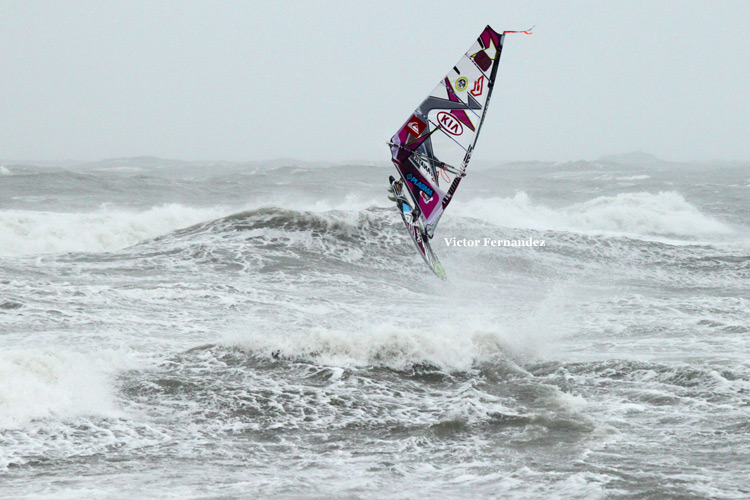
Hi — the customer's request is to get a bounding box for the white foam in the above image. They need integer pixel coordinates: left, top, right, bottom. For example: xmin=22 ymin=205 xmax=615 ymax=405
xmin=452 ymin=191 xmax=733 ymax=237
xmin=0 ymin=349 xmax=133 ymax=430
xmin=224 ymin=306 xmax=567 ymax=373
xmin=226 ymin=324 xmax=509 ymax=372
xmin=305 ymin=193 xmax=385 ymax=213
xmin=222 ymin=281 xmax=573 ymax=372
xmin=0 ymin=204 xmax=226 ymax=256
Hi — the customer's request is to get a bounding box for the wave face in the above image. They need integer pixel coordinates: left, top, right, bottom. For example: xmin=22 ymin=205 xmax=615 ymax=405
xmin=0 ymin=158 xmax=749 ymax=499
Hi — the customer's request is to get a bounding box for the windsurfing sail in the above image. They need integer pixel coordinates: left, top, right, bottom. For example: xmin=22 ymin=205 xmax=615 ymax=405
xmin=389 ymin=25 xmax=524 ymax=238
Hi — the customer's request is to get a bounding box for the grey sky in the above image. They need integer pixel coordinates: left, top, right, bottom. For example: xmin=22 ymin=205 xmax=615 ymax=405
xmin=1 ymin=0 xmax=748 ymax=163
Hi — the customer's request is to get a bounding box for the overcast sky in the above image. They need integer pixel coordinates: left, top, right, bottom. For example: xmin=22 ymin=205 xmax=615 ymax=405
xmin=1 ymin=0 xmax=748 ymax=163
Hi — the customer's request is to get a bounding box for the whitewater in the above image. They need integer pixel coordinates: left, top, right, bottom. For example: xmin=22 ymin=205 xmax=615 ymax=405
xmin=0 ymin=155 xmax=748 ymax=499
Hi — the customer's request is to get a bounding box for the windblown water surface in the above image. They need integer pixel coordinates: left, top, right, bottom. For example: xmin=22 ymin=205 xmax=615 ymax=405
xmin=1 ymin=154 xmax=748 ymax=499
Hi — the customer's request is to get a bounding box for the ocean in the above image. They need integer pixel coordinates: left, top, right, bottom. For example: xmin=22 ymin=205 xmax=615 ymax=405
xmin=1 ymin=154 xmax=748 ymax=499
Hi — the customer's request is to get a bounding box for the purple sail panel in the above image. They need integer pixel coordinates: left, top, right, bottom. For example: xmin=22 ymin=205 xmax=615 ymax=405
xmin=479 ymin=26 xmax=501 ymax=50
xmin=392 ymin=158 xmax=445 ymax=224
xmin=472 ymin=50 xmax=492 ymax=71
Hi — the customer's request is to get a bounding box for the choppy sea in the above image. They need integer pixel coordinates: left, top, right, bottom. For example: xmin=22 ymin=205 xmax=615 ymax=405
xmin=1 ymin=153 xmax=748 ymax=499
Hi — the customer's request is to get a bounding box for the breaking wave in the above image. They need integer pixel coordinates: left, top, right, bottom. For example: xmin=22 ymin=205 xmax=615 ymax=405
xmin=453 ymin=191 xmax=733 ymax=237
xmin=0 ymin=204 xmax=226 ymax=256
xmin=226 ymin=325 xmax=517 ymax=372
xmin=0 ymin=349 xmax=133 ymax=430
xmin=0 ymin=191 xmax=738 ymax=263
xmin=222 ymin=289 xmax=571 ymax=372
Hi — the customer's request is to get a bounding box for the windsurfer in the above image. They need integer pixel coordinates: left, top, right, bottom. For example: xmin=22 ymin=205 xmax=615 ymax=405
xmin=399 ymin=199 xmax=417 ymax=225
xmin=388 ymin=178 xmax=418 ymax=226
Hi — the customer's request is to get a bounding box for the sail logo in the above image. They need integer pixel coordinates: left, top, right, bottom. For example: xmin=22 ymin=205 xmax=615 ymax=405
xmin=455 ymin=76 xmax=468 ymax=91
xmin=437 ymin=112 xmax=463 ymax=136
xmin=470 ymin=76 xmax=485 ymax=97
xmin=413 ymin=154 xmax=430 ymax=173
xmin=406 ymin=114 xmax=426 ymax=137
xmin=406 ymin=173 xmax=434 ymax=198
xmin=420 ymin=191 xmax=434 ymax=204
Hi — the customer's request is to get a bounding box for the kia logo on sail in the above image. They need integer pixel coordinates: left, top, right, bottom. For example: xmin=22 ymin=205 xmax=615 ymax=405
xmin=437 ymin=112 xmax=463 ymax=136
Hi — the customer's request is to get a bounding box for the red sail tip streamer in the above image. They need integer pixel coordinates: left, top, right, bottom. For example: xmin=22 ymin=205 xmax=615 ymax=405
xmin=504 ymin=27 xmax=534 ymax=35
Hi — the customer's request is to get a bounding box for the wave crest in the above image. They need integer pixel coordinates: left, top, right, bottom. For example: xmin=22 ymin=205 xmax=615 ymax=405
xmin=223 ymin=323 xmax=543 ymax=373
xmin=0 ymin=204 xmax=225 ymax=256
xmin=0 ymin=350 xmax=131 ymax=430
xmin=453 ymin=191 xmax=732 ymax=237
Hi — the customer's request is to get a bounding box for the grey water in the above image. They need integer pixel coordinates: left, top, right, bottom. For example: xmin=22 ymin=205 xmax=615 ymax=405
xmin=0 ymin=153 xmax=749 ymax=499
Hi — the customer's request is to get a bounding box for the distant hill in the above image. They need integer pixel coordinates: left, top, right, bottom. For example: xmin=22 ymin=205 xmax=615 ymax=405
xmin=597 ymin=152 xmax=663 ymax=164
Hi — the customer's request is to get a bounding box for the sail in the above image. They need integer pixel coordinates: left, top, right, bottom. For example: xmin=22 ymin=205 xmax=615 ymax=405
xmin=389 ymin=26 xmax=506 ymax=234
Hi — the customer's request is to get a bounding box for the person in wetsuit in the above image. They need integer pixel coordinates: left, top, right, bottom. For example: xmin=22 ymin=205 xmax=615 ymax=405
xmin=388 ymin=178 xmax=418 ymax=226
